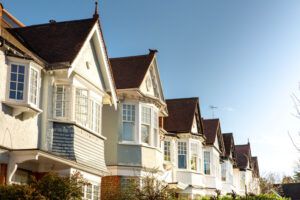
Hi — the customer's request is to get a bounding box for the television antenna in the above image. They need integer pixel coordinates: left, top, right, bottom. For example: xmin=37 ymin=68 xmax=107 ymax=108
xmin=209 ymin=105 xmax=218 ymax=118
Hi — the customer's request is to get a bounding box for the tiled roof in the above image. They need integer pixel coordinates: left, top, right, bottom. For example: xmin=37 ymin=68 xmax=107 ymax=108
xmin=164 ymin=97 xmax=200 ymax=134
xmin=7 ymin=18 xmax=97 ymax=66
xmin=222 ymin=133 xmax=235 ymax=158
xmin=109 ymin=51 xmax=155 ymax=89
xmin=203 ymin=119 xmax=220 ymax=145
xmin=235 ymin=143 xmax=251 ymax=169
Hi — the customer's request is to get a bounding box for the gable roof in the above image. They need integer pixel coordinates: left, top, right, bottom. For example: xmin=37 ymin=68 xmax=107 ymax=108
xmin=109 ymin=51 xmax=155 ymax=89
xmin=203 ymin=119 xmax=219 ymax=145
xmin=164 ymin=97 xmax=203 ymax=135
xmin=235 ymin=143 xmax=252 ymax=169
xmin=7 ymin=18 xmax=97 ymax=66
xmin=222 ymin=133 xmax=236 ymax=161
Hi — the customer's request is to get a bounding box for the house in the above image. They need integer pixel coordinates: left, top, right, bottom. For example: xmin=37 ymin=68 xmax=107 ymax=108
xmin=234 ymin=142 xmax=259 ymax=195
xmin=163 ymin=97 xmax=206 ymax=199
xmin=101 ymin=50 xmax=168 ymax=199
xmin=0 ymin=4 xmax=117 ymax=199
xmin=221 ymin=133 xmax=237 ymax=194
xmin=202 ymin=118 xmax=225 ymax=196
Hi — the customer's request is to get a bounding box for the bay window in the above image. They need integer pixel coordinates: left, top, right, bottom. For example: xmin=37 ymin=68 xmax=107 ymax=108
xmin=53 ymin=86 xmax=102 ymax=135
xmin=122 ymin=104 xmax=135 ymax=141
xmin=164 ymin=141 xmax=171 ymax=161
xmin=190 ymin=143 xmax=200 ymax=171
xmin=5 ymin=61 xmax=42 ymax=115
xmin=141 ymin=106 xmax=151 ymax=144
xmin=204 ymin=151 xmax=211 ymax=175
xmin=178 ymin=142 xmax=187 ymax=169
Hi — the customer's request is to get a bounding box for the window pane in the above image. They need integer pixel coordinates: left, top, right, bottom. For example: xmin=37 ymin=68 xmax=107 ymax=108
xmin=122 ymin=122 xmax=134 ymax=141
xmin=204 ymin=151 xmax=211 ymax=174
xmin=30 ymin=68 xmax=38 ymax=104
xmin=142 ymin=107 xmax=151 ymax=124
xmin=75 ymin=89 xmax=88 ymax=126
xmin=93 ymin=185 xmax=100 ymax=200
xmin=11 ymin=64 xmax=17 ymax=72
xmin=9 ymin=64 xmax=25 ymax=100
xmin=55 ymin=86 xmax=68 ymax=118
xmin=164 ymin=141 xmax=171 ymax=161
xmin=86 ymin=184 xmax=92 ymax=199
xmin=122 ymin=104 xmax=135 ymax=141
xmin=178 ymin=142 xmax=187 ymax=169
xmin=141 ymin=124 xmax=150 ymax=144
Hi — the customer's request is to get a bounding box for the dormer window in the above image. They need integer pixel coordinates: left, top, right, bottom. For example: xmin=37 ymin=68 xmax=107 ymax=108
xmin=4 ymin=59 xmax=42 ymax=116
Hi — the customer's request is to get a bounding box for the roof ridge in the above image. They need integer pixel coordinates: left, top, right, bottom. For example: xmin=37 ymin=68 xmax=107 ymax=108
xmin=110 ymin=54 xmax=151 ymax=60
xmin=9 ymin=17 xmax=96 ymax=30
xmin=166 ymin=97 xmax=199 ymax=101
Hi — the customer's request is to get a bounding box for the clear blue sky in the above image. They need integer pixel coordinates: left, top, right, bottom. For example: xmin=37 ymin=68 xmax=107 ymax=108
xmin=3 ymin=0 xmax=300 ymax=176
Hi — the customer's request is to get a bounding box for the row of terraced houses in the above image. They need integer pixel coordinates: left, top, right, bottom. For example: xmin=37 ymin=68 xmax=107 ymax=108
xmin=0 ymin=4 xmax=260 ymax=199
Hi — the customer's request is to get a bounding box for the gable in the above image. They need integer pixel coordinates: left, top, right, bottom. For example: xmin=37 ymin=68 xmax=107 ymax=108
xmin=191 ymin=116 xmax=198 ymax=134
xmin=139 ymin=58 xmax=164 ymax=101
xmin=73 ymin=36 xmax=105 ymax=91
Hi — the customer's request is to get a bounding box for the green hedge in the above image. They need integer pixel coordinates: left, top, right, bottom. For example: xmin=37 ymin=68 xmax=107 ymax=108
xmin=198 ymin=194 xmax=290 ymax=200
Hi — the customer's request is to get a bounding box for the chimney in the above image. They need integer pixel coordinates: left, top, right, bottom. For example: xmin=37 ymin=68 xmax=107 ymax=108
xmin=49 ymin=19 xmax=56 ymax=24
xmin=149 ymin=49 xmax=158 ymax=54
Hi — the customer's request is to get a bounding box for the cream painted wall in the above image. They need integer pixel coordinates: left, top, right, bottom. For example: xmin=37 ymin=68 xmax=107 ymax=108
xmin=0 ymin=50 xmax=39 ymax=149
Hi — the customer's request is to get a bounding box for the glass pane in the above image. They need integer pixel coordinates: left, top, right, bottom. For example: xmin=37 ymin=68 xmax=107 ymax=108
xmin=17 ymin=91 xmax=23 ymax=100
xmin=18 ymin=65 xmax=25 ymax=74
xmin=11 ymin=64 xmax=18 ymax=72
xmin=141 ymin=124 xmax=149 ymax=144
xmin=122 ymin=122 xmax=134 ymax=141
xmin=10 ymin=73 xmax=17 ymax=81
xmin=10 ymin=82 xmax=16 ymax=90
xmin=18 ymin=74 xmax=24 ymax=82
xmin=17 ymin=83 xmax=24 ymax=91
xmin=9 ymin=91 xmax=16 ymax=99
xmin=178 ymin=155 xmax=186 ymax=169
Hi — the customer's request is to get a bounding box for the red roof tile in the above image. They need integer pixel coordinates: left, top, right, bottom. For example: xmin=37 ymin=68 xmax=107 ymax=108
xmin=109 ymin=51 xmax=155 ymax=89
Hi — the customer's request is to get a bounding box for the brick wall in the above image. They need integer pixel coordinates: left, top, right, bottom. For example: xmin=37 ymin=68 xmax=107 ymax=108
xmin=0 ymin=164 xmax=7 ymax=185
xmin=101 ymin=176 xmax=121 ymax=200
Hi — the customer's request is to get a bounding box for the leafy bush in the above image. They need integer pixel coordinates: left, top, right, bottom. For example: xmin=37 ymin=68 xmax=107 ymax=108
xmin=197 ymin=194 xmax=290 ymax=200
xmin=0 ymin=172 xmax=86 ymax=200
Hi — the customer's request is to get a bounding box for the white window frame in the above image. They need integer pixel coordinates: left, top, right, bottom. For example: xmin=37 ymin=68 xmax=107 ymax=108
xmin=141 ymin=106 xmax=151 ymax=145
xmin=164 ymin=141 xmax=171 ymax=161
xmin=204 ymin=151 xmax=211 ymax=175
xmin=178 ymin=141 xmax=187 ymax=169
xmin=8 ymin=63 xmax=26 ymax=101
xmin=82 ymin=184 xmax=100 ymax=200
xmin=29 ymin=67 xmax=39 ymax=105
xmin=54 ymin=85 xmax=70 ymax=119
xmin=122 ymin=103 xmax=136 ymax=142
xmin=190 ymin=142 xmax=200 ymax=172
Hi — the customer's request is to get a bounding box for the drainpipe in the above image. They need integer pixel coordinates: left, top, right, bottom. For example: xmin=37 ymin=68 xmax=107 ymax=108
xmin=40 ymin=71 xmax=50 ymax=150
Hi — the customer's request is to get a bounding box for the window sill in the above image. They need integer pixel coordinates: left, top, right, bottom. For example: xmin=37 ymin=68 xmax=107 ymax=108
xmin=118 ymin=142 xmax=162 ymax=152
xmin=2 ymin=100 xmax=42 ymax=116
xmin=49 ymin=119 xmax=107 ymax=140
xmin=177 ymin=169 xmax=203 ymax=175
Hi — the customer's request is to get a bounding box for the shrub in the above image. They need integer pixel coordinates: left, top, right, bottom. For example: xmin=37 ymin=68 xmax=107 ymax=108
xmin=0 ymin=172 xmax=86 ymax=200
